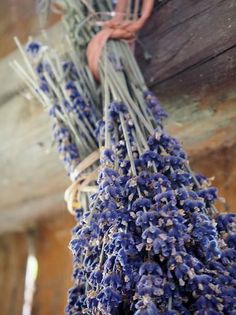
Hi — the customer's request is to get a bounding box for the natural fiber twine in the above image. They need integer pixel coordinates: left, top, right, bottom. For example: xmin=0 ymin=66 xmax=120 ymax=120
xmin=87 ymin=0 xmax=154 ymax=80
xmin=65 ymin=150 xmax=100 ymax=215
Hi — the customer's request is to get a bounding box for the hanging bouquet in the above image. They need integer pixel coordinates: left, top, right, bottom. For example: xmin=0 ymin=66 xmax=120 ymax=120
xmin=15 ymin=0 xmax=236 ymax=314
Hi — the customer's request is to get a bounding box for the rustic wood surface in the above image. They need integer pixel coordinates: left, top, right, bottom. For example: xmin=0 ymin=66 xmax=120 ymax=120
xmin=0 ymin=0 xmax=236 ymax=235
xmin=0 ymin=0 xmax=59 ymax=60
xmin=191 ymin=144 xmax=236 ymax=213
xmin=0 ymin=94 xmax=69 ymax=234
xmin=0 ymin=232 xmax=27 ymax=315
xmin=0 ymin=213 xmax=75 ymax=315
xmin=137 ymin=0 xmax=236 ymax=86
xmin=32 ymin=212 xmax=74 ymax=315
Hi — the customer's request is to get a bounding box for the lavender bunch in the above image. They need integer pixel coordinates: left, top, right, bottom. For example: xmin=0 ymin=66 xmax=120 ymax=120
xmin=67 ymin=95 xmax=236 ymax=314
xmin=14 ymin=39 xmax=101 ymax=179
xmin=65 ymin=40 xmax=236 ymax=313
xmin=16 ymin=1 xmax=236 ymax=314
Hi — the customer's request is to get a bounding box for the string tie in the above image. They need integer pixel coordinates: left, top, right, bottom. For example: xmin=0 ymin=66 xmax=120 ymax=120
xmin=87 ymin=0 xmax=154 ymax=80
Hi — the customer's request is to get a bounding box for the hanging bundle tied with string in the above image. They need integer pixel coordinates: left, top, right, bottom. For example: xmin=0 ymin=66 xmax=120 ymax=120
xmin=65 ymin=0 xmax=155 ymax=216
xmin=15 ymin=0 xmax=236 ymax=314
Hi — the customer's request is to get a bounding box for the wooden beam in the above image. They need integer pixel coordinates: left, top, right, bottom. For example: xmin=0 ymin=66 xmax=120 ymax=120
xmin=137 ymin=0 xmax=236 ymax=155
xmin=137 ymin=0 xmax=236 ymax=85
xmin=0 ymin=94 xmax=70 ymax=234
xmin=0 ymin=232 xmax=27 ymax=315
xmin=0 ymin=0 xmax=60 ymax=60
xmin=33 ymin=212 xmax=74 ymax=315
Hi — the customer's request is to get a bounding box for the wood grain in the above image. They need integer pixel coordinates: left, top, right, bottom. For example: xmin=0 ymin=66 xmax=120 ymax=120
xmin=32 ymin=212 xmax=74 ymax=315
xmin=137 ymin=0 xmax=236 ymax=85
xmin=0 ymin=0 xmax=59 ymax=59
xmin=0 ymin=94 xmax=69 ymax=233
xmin=0 ymin=232 xmax=27 ymax=315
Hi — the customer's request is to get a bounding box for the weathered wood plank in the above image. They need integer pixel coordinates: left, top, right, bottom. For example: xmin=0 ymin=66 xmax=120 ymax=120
xmin=2 ymin=0 xmax=236 ymax=106
xmin=190 ymin=144 xmax=236 ymax=214
xmin=0 ymin=232 xmax=27 ymax=315
xmin=137 ymin=0 xmax=236 ymax=85
xmin=166 ymin=98 xmax=236 ymax=157
xmin=32 ymin=212 xmax=74 ymax=315
xmin=0 ymin=0 xmax=59 ymax=59
xmin=0 ymin=94 xmax=69 ymax=233
xmin=153 ymin=46 xmax=236 ymax=98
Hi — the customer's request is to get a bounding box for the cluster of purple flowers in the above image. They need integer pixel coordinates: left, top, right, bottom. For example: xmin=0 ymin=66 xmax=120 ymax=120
xmin=66 ymin=97 xmax=236 ymax=314
xmin=26 ymin=41 xmax=101 ymax=177
xmin=23 ymin=9 xmax=236 ymax=315
xmin=52 ymin=121 xmax=80 ymax=175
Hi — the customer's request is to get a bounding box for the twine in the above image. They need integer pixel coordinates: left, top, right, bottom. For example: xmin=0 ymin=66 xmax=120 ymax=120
xmin=87 ymin=0 xmax=155 ymax=80
xmin=65 ymin=150 xmax=100 ymax=215
xmin=69 ymin=149 xmax=100 ymax=182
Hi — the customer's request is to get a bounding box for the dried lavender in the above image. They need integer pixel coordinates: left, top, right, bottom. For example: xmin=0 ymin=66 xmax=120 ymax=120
xmin=15 ymin=39 xmax=102 ymax=178
xmin=16 ymin=1 xmax=236 ymax=314
xmin=66 ymin=51 xmax=234 ymax=315
xmin=66 ymin=79 xmax=236 ymax=313
xmin=53 ymin=2 xmax=236 ymax=314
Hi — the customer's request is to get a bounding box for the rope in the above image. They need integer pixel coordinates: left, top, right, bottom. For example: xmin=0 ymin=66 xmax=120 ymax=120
xmin=70 ymin=149 xmax=100 ymax=182
xmin=65 ymin=150 xmax=100 ymax=215
xmin=65 ymin=168 xmax=99 ymax=215
xmin=87 ymin=0 xmax=155 ymax=80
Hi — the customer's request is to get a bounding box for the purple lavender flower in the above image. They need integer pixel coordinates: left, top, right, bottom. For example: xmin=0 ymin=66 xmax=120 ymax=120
xmin=26 ymin=41 xmax=42 ymax=56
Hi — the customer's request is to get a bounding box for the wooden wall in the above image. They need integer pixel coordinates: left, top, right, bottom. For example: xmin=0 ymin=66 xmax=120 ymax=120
xmin=32 ymin=212 xmax=74 ymax=315
xmin=0 ymin=212 xmax=74 ymax=315
xmin=0 ymin=233 xmax=27 ymax=315
xmin=0 ymin=0 xmax=59 ymax=59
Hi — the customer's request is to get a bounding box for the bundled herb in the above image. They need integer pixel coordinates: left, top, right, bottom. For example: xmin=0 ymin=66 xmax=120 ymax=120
xmin=15 ymin=0 xmax=236 ymax=314
xmin=66 ymin=45 xmax=236 ymax=315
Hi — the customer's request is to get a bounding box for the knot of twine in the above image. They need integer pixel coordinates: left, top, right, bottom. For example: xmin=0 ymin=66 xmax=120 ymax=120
xmin=87 ymin=0 xmax=154 ymax=80
xmin=64 ymin=150 xmax=100 ymax=215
